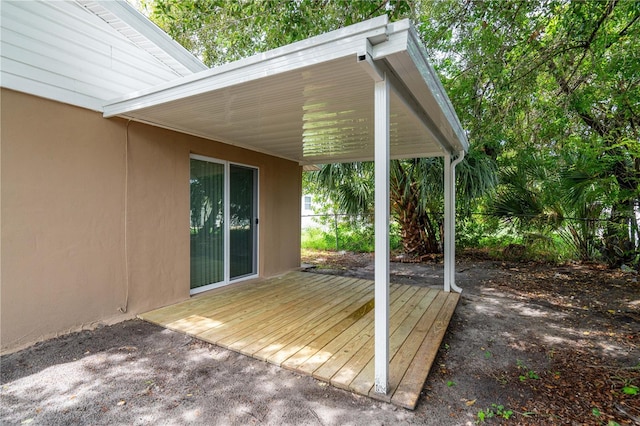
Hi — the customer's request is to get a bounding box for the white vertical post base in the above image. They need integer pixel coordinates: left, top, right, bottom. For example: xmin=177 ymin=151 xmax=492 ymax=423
xmin=374 ymin=74 xmax=390 ymax=395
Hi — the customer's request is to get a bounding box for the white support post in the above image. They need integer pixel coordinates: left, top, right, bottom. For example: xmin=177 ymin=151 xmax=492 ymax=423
xmin=443 ymin=154 xmax=452 ymax=293
xmin=444 ymin=152 xmax=464 ymax=293
xmin=374 ymin=74 xmax=390 ymax=395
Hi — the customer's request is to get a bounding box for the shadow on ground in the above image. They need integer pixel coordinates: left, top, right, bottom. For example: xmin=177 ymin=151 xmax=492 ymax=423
xmin=2 ymin=254 xmax=638 ymax=425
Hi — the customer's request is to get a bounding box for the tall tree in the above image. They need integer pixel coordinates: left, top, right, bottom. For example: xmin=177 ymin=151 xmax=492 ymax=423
xmin=419 ymin=0 xmax=640 ymax=265
xmin=311 ymin=148 xmax=496 ymax=257
xmin=144 ymin=0 xmax=412 ymax=66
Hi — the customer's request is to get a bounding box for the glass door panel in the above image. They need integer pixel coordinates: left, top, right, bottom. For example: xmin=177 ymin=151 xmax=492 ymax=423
xmin=190 ymin=158 xmax=224 ymax=289
xmin=230 ymin=164 xmax=257 ymax=279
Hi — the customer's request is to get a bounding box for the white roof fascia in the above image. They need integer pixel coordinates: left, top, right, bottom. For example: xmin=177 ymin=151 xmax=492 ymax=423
xmin=407 ymin=28 xmax=469 ymax=151
xmin=103 ymin=15 xmax=390 ymax=117
xmin=384 ymin=62 xmax=449 ymax=154
xmin=404 ymin=27 xmax=469 ymax=152
xmin=84 ymin=0 xmax=207 ymax=74
xmin=360 ymin=54 xmax=448 ymax=155
xmin=370 ymin=20 xmax=468 ymax=153
xmin=357 ymin=36 xmax=447 ymax=155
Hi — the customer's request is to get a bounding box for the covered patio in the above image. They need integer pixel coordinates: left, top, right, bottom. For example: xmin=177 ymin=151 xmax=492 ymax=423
xmin=105 ymin=15 xmax=468 ymax=402
xmin=139 ymin=272 xmax=459 ymax=409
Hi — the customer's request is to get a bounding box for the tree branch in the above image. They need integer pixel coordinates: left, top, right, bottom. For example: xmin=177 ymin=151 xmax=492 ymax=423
xmin=547 ymin=60 xmax=609 ymax=138
xmin=607 ymin=9 xmax=640 ymax=48
xmin=566 ymin=0 xmax=617 ymax=87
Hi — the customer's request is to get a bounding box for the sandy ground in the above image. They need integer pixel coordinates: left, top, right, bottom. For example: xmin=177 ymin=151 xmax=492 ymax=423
xmin=2 ymin=254 xmax=639 ymax=425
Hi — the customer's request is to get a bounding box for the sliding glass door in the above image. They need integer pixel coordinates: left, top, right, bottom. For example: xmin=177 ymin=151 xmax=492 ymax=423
xmin=190 ymin=155 xmax=258 ymax=293
xmin=190 ymin=158 xmax=225 ymax=288
xmin=229 ymin=164 xmax=258 ymax=279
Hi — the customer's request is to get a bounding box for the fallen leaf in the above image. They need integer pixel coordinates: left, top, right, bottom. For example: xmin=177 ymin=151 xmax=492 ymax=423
xmin=465 ymin=399 xmax=476 ymax=406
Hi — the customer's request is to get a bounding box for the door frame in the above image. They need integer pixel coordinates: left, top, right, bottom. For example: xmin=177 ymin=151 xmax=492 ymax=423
xmin=190 ymin=153 xmax=259 ymax=295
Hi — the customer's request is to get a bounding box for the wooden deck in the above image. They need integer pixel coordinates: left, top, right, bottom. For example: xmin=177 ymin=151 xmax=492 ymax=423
xmin=139 ymin=271 xmax=459 ymax=409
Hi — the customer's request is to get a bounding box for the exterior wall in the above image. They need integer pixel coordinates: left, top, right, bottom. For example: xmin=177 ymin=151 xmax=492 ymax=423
xmin=1 ymin=89 xmax=302 ymax=353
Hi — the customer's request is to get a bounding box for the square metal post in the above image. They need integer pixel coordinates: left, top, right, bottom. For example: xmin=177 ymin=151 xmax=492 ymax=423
xmin=374 ymin=74 xmax=390 ymax=394
xmin=444 ymin=154 xmax=452 ymax=292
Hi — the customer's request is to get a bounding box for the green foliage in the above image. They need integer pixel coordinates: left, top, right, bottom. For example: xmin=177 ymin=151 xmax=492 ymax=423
xmin=301 ymin=211 xmax=402 ymax=253
xmin=418 ymin=0 xmax=640 ymax=267
xmin=308 ymin=144 xmax=496 ymax=257
xmin=144 ymin=0 xmax=412 ymax=67
xmin=477 ymin=404 xmax=514 ymax=423
xmin=517 ymin=360 xmax=540 ymax=382
xmin=622 ymin=385 xmax=638 ymax=396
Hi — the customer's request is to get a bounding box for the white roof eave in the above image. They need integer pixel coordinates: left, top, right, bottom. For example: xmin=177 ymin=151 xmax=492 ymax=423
xmin=369 ymin=22 xmax=468 ymax=153
xmin=405 ymin=27 xmax=469 ymax=152
xmin=103 ymin=15 xmax=390 ymax=116
xmin=87 ymin=0 xmax=207 ymax=74
xmin=102 ymin=16 xmax=469 ymax=163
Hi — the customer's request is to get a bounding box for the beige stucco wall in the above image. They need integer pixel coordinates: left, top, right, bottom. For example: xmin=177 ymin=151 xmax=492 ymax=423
xmin=1 ymin=89 xmax=302 ymax=353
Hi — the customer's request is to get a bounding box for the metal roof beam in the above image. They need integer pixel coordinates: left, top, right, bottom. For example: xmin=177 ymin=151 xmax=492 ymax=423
xmin=358 ymin=34 xmax=453 ymax=155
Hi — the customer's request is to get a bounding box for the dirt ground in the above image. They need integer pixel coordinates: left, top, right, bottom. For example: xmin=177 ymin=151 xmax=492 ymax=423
xmin=2 ymin=250 xmax=639 ymax=425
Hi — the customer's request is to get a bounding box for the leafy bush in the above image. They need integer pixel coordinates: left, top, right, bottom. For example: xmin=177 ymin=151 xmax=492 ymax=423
xmin=301 ymin=218 xmax=402 ymax=253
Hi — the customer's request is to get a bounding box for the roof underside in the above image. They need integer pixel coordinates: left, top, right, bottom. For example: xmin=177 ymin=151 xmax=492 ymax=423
xmin=103 ymin=16 xmax=468 ymax=165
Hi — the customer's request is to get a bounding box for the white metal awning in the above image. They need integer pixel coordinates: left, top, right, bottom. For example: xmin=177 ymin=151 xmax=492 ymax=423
xmin=104 ymin=15 xmax=468 ymax=397
xmin=103 ymin=16 xmax=468 ymax=164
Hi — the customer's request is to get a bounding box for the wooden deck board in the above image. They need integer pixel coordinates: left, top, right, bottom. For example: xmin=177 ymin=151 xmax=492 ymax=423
xmin=312 ymin=285 xmax=418 ymax=383
xmin=198 ymin=275 xmax=343 ymax=346
xmin=390 ymin=292 xmax=460 ymax=408
xmin=259 ymin=285 xmax=374 ymax=365
xmin=240 ymin=279 xmax=368 ymax=358
xmin=220 ymin=277 xmax=363 ymax=351
xmin=281 ymin=284 xmax=406 ymax=374
xmin=330 ymin=287 xmax=431 ymax=391
xmin=349 ymin=288 xmax=440 ymax=397
xmin=138 ymin=271 xmax=459 ymax=410
xmin=198 ymin=273 xmax=332 ymax=324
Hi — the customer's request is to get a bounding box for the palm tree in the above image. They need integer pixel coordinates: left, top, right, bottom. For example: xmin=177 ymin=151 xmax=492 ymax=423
xmin=489 ymin=148 xmax=630 ymax=264
xmin=310 ymin=146 xmax=496 ymax=257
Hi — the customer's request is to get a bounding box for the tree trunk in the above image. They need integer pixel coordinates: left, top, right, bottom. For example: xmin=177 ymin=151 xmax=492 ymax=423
xmin=392 ymin=192 xmax=440 ymax=257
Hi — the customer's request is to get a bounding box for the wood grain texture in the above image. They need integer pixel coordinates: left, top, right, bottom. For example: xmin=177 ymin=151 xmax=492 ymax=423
xmin=139 ymin=271 xmax=459 ymax=410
